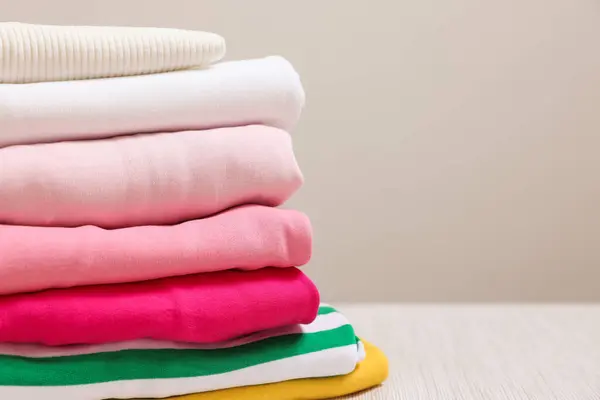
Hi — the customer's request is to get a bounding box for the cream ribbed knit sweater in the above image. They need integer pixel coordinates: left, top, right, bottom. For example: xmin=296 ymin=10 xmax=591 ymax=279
xmin=0 ymin=22 xmax=225 ymax=83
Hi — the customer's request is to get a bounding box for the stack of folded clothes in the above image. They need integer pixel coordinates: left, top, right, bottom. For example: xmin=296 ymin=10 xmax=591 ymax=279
xmin=0 ymin=22 xmax=388 ymax=400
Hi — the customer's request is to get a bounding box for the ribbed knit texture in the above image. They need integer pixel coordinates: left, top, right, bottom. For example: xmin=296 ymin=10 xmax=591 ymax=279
xmin=0 ymin=22 xmax=225 ymax=83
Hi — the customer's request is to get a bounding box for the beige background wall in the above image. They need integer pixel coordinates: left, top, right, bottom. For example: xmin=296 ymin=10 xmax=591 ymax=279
xmin=4 ymin=0 xmax=600 ymax=301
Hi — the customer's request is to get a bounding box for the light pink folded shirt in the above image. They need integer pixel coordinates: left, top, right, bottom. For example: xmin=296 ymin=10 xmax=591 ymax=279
xmin=0 ymin=205 xmax=312 ymax=295
xmin=0 ymin=268 xmax=320 ymax=346
xmin=0 ymin=125 xmax=302 ymax=228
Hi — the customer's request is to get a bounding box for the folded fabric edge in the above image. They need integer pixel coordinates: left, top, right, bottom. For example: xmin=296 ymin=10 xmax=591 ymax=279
xmin=155 ymin=339 xmax=389 ymax=400
xmin=0 ymin=345 xmax=360 ymax=399
xmin=0 ymin=204 xmax=313 ymax=295
xmin=0 ymin=305 xmax=345 ymax=358
xmin=0 ymin=22 xmax=227 ymax=84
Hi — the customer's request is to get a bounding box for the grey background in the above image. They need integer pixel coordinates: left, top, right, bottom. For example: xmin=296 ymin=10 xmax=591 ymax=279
xmin=4 ymin=0 xmax=600 ymax=301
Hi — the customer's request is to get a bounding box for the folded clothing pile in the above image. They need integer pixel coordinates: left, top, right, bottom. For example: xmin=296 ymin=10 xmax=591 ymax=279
xmin=0 ymin=22 xmax=388 ymax=400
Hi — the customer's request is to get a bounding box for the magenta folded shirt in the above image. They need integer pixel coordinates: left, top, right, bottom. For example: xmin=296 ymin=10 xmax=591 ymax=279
xmin=0 ymin=268 xmax=319 ymax=346
xmin=0 ymin=205 xmax=312 ymax=295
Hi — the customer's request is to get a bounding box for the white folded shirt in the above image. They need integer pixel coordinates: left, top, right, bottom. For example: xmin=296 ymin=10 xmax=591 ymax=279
xmin=0 ymin=56 xmax=304 ymax=148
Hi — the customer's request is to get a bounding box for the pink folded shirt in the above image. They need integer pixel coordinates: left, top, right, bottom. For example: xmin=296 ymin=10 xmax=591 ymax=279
xmin=0 ymin=205 xmax=312 ymax=295
xmin=0 ymin=125 xmax=302 ymax=228
xmin=0 ymin=268 xmax=319 ymax=346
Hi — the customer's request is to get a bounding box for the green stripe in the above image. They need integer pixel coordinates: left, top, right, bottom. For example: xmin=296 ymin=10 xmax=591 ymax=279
xmin=317 ymin=305 xmax=337 ymax=315
xmin=0 ymin=325 xmax=357 ymax=386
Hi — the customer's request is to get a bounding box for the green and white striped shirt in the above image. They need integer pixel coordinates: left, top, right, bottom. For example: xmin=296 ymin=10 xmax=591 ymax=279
xmin=0 ymin=305 xmax=362 ymax=400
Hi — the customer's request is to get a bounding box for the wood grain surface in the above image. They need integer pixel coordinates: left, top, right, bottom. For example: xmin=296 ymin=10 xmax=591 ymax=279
xmin=335 ymin=303 xmax=600 ymax=399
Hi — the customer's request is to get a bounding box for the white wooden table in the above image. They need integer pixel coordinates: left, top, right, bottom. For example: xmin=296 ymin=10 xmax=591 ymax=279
xmin=335 ymin=304 xmax=600 ymax=399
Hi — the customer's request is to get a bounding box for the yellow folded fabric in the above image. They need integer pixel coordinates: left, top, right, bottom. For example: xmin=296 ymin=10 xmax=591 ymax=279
xmin=167 ymin=339 xmax=388 ymax=400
